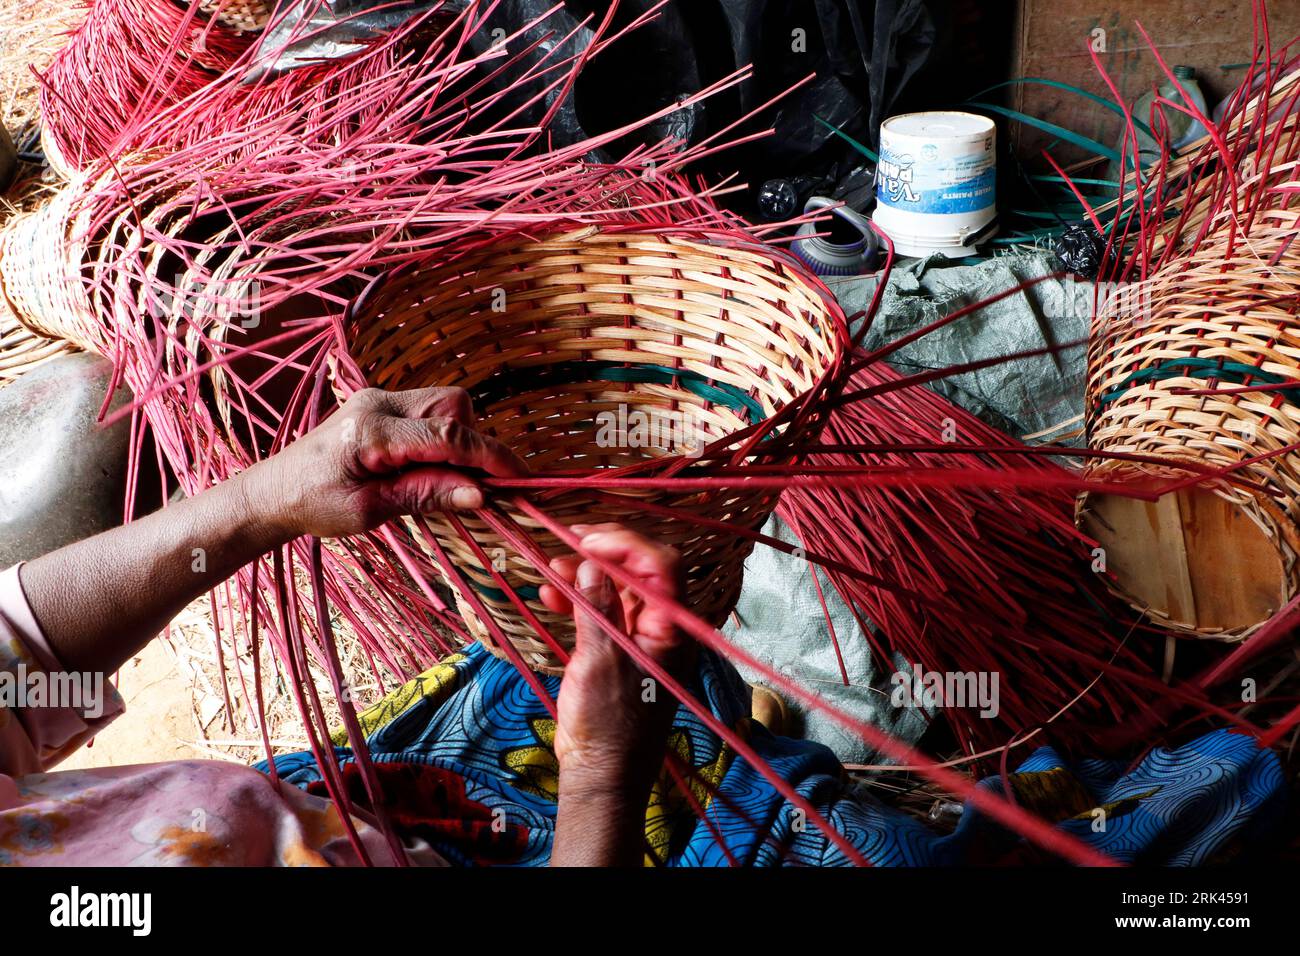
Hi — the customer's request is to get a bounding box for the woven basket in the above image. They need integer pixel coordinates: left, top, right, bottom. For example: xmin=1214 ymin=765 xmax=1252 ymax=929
xmin=1079 ymin=218 xmax=1300 ymax=641
xmin=0 ymin=168 xmax=277 ymax=442
xmin=0 ymin=309 xmax=77 ymax=385
xmin=0 ymin=167 xmax=171 ymax=358
xmin=0 ymin=180 xmax=101 ymax=353
xmin=342 ymin=226 xmax=847 ymax=672
xmin=201 ymin=0 xmax=272 ymax=33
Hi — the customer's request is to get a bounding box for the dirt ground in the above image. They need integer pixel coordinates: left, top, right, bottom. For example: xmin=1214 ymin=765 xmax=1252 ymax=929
xmin=57 ymin=639 xmax=200 ymax=770
xmin=0 ymin=0 xmax=79 ymax=136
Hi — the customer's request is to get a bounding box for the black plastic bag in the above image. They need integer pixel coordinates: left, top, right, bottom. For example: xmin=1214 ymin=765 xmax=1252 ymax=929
xmin=251 ymin=0 xmax=944 ymax=200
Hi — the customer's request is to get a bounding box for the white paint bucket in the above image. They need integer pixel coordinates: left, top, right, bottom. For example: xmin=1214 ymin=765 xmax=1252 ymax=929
xmin=872 ymin=111 xmax=997 ymax=258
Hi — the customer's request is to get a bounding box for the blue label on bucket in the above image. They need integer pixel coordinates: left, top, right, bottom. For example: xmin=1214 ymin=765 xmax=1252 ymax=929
xmin=875 ymin=143 xmax=996 ymax=215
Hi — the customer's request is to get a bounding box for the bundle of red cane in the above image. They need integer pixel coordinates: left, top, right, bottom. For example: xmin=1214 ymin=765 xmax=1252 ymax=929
xmin=38 ymin=0 xmax=262 ymax=176
xmin=37 ymin=0 xmax=678 ymax=177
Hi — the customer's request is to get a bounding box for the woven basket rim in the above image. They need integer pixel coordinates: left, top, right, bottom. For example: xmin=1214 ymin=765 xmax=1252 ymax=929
xmin=338 ymin=222 xmax=851 ymax=407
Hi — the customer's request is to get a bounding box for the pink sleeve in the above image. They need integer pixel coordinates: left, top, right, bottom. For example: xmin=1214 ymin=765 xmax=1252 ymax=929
xmin=0 ymin=564 xmax=124 ymax=775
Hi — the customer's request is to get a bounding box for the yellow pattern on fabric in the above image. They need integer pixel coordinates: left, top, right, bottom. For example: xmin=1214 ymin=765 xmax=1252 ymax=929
xmin=1006 ymin=767 xmax=1099 ymax=820
xmin=330 ymin=654 xmax=467 ymax=746
xmin=1067 ymin=787 xmax=1161 ymax=823
xmin=504 ymin=718 xmax=559 ymax=801
xmin=328 ymin=648 xmax=747 ymax=866
xmin=644 ymin=729 xmax=733 ymax=866
xmin=156 ymin=826 xmax=235 ymax=866
xmin=1008 ymin=767 xmax=1162 ymax=825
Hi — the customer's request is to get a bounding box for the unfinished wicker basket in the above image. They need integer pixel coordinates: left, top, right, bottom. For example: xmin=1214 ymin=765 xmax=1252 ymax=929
xmin=1079 ymin=221 xmax=1300 ymax=642
xmin=342 ymin=226 xmax=847 ymax=672
xmin=0 ymin=172 xmax=81 ymax=381
xmin=0 ymin=166 xmax=184 ymax=359
xmin=0 ymin=167 xmax=290 ymax=468
xmin=0 ymin=179 xmax=101 ymax=353
xmin=1078 ymin=69 xmax=1300 ymax=642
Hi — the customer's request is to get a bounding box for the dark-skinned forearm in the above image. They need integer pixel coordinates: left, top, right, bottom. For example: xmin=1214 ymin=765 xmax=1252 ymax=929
xmin=552 ymin=768 xmax=655 ymax=867
xmin=18 ymin=462 xmax=294 ymax=675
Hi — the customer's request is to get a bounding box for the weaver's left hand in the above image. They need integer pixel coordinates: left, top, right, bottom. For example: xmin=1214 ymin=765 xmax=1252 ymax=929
xmin=247 ymin=386 xmax=527 ymax=540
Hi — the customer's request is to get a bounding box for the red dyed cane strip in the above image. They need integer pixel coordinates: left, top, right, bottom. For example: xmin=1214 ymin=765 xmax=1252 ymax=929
xmin=308 ymin=538 xmax=410 ymax=866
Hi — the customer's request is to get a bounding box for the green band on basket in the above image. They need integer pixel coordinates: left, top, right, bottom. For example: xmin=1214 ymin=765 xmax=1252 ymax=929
xmin=470 ymin=360 xmax=769 ymax=423
xmin=1095 ymin=357 xmax=1300 ymax=410
xmin=475 ymin=581 xmax=542 ymax=603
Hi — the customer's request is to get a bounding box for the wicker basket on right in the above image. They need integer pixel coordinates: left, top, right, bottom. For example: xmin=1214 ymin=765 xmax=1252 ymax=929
xmin=1078 ymin=218 xmax=1300 ymax=641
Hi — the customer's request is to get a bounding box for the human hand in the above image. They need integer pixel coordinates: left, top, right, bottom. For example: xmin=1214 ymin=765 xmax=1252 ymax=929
xmin=541 ymin=524 xmax=694 ymax=800
xmin=244 ymin=387 xmax=525 ymax=540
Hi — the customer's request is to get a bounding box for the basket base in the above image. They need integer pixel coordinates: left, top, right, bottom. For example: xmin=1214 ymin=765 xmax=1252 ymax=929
xmin=1079 ymin=486 xmax=1292 ymax=637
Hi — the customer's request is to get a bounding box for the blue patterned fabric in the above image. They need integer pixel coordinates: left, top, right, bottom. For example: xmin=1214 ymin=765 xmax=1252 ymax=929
xmin=259 ymin=643 xmax=1285 ymax=866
